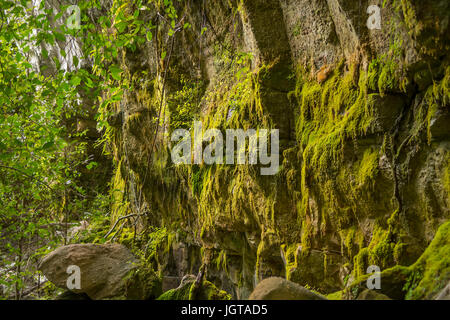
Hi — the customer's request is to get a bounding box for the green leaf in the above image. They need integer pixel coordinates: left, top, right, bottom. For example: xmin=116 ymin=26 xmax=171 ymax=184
xmin=110 ymin=65 xmax=122 ymax=81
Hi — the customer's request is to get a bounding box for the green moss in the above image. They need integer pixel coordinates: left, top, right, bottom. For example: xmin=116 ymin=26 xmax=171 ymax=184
xmin=352 ymin=211 xmax=402 ymax=279
xmin=408 ymin=66 xmax=450 ymax=145
xmin=215 ymin=250 xmax=228 ymax=274
xmin=292 ymin=60 xmax=393 ymax=272
xmin=326 ymin=290 xmax=344 ymax=300
xmin=110 ymin=159 xmax=129 ymax=224
xmin=346 ymin=221 xmax=450 ymax=300
xmin=282 ymin=243 xmax=300 ymax=281
xmin=444 ymin=155 xmax=450 ymax=204
xmin=356 ymin=149 xmax=379 ymax=187
xmin=124 ymin=263 xmax=162 ymax=300
xmin=353 ymin=247 xmax=370 ymax=279
xmin=157 ymin=280 xmax=231 ymax=300
xmin=191 ymin=165 xmax=205 ymax=198
xmin=345 ymin=264 xmax=411 ymax=300
xmin=118 ymin=227 xmax=135 ymax=246
xmin=167 ymin=76 xmax=204 ymax=132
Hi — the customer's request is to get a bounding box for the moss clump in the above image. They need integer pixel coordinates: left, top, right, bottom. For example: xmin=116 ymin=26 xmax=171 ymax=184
xmin=157 ymin=281 xmax=193 ymax=300
xmin=167 ymin=76 xmax=205 ymax=132
xmin=346 ymin=221 xmax=450 ymax=299
xmin=157 ymin=280 xmax=231 ymax=300
xmin=345 ymin=265 xmax=411 ymax=300
xmin=282 ymin=243 xmax=300 ymax=281
xmin=191 ymin=165 xmax=205 ymax=198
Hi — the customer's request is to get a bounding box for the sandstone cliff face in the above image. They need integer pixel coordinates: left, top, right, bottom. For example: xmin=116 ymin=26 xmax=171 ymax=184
xmin=102 ymin=0 xmax=449 ymax=299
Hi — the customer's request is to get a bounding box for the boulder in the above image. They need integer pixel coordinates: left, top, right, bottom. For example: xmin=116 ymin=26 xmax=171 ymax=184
xmin=248 ymin=277 xmax=327 ymax=300
xmin=39 ymin=243 xmax=138 ymax=300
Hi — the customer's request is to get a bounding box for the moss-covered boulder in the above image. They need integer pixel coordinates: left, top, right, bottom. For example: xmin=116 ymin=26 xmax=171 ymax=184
xmin=39 ymin=244 xmax=138 ymax=300
xmin=404 ymin=221 xmax=450 ymax=300
xmin=124 ymin=265 xmax=162 ymax=300
xmin=157 ymin=278 xmax=231 ymax=300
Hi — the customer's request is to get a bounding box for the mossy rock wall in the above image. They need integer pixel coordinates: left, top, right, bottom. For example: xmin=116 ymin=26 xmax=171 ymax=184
xmin=105 ymin=0 xmax=449 ymax=299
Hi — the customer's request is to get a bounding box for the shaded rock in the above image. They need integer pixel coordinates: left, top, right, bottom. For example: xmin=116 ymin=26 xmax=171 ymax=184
xmin=248 ymin=277 xmax=327 ymax=300
xmin=39 ymin=243 xmax=138 ymax=300
xmin=124 ymin=264 xmax=162 ymax=300
xmin=357 ymin=289 xmax=391 ymax=300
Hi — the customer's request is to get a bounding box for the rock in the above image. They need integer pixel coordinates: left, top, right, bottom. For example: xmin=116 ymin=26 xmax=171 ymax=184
xmin=344 ymin=265 xmax=411 ymax=300
xmin=55 ymin=291 xmax=91 ymax=300
xmin=39 ymin=243 xmax=138 ymax=300
xmin=435 ymin=282 xmax=450 ymax=300
xmin=429 ymin=110 xmax=450 ymax=141
xmin=357 ymin=289 xmax=391 ymax=300
xmin=248 ymin=277 xmax=327 ymax=300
